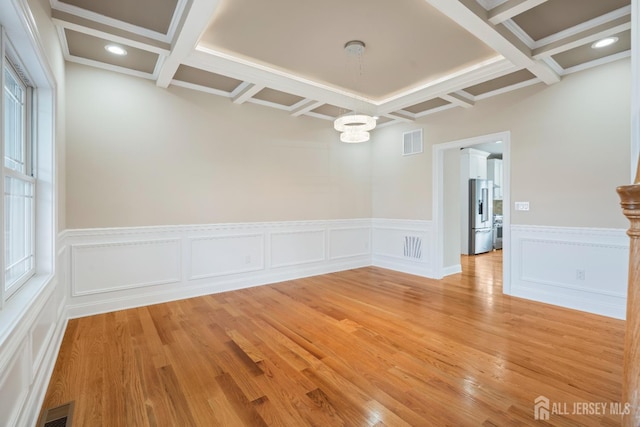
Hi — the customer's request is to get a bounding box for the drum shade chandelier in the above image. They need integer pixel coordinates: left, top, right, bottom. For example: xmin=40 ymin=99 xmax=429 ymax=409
xmin=334 ymin=40 xmax=376 ymax=143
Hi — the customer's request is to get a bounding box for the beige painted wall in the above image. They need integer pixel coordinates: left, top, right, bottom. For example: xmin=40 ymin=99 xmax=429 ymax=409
xmin=27 ymin=0 xmax=66 ymax=231
xmin=372 ymin=58 xmax=631 ymax=229
xmin=65 ymin=64 xmax=372 ymax=228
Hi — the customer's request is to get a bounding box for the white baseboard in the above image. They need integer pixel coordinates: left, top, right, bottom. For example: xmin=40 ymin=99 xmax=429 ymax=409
xmin=442 ymin=264 xmax=462 ymax=276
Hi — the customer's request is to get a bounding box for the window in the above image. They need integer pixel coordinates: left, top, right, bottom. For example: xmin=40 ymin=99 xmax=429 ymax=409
xmin=3 ymin=55 xmax=35 ymax=298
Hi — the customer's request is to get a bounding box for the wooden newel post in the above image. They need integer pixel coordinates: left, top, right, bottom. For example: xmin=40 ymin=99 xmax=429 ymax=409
xmin=617 ymin=182 xmax=640 ymax=427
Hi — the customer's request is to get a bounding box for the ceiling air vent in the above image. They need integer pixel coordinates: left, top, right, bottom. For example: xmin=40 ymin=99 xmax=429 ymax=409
xmin=403 ymin=129 xmax=423 ymax=156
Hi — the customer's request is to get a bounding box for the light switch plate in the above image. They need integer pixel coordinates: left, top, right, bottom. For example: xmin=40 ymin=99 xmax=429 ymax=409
xmin=515 ymin=201 xmax=530 ymax=211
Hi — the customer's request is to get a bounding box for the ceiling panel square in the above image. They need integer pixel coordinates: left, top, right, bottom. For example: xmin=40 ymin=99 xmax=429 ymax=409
xmin=552 ymin=30 xmax=631 ymax=70
xmin=59 ymin=0 xmax=179 ymax=34
xmin=173 ymin=65 xmax=243 ymax=92
xmin=512 ymin=0 xmax=629 ymax=41
xmin=253 ymin=88 xmax=305 ymax=107
xmin=312 ymin=104 xmax=346 ymax=118
xmin=464 ymin=69 xmax=537 ymax=96
xmin=404 ymin=98 xmax=450 ymax=114
xmin=65 ymin=29 xmax=159 ymax=74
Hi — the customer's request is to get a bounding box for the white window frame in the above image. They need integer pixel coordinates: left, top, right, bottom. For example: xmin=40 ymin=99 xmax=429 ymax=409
xmin=2 ymin=52 xmax=36 ymax=300
xmin=0 ymin=16 xmax=54 ymax=315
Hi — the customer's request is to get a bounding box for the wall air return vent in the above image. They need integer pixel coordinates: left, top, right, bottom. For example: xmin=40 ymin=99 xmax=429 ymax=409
xmin=402 ymin=129 xmax=423 ymax=156
xmin=403 ymin=236 xmax=423 ymax=260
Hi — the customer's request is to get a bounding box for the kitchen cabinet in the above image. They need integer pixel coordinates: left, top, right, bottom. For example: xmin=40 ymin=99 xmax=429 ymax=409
xmin=487 ymin=158 xmax=503 ymax=200
xmin=460 ymin=148 xmax=489 ymax=180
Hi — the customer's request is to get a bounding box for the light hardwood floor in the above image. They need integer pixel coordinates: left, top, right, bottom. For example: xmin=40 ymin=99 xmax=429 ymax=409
xmin=41 ymin=252 xmax=625 ymax=426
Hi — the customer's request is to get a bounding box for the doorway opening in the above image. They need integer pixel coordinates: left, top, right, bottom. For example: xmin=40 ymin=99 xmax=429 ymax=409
xmin=432 ymin=131 xmax=511 ymax=294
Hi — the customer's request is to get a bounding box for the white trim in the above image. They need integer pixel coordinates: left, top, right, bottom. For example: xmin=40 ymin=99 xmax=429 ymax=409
xmin=170 ymin=79 xmax=234 ymax=98
xmin=50 ymin=0 xmax=189 ymax=43
xmin=442 ymin=264 xmax=462 ymax=276
xmin=414 ymin=103 xmax=458 ymax=119
xmin=532 ymin=5 xmax=631 ymax=49
xmin=488 ymin=0 xmax=549 ymax=25
xmin=301 ymin=111 xmax=334 ymax=121
xmin=424 ymin=0 xmax=559 ymax=84
xmin=247 ymin=97 xmax=295 ymax=111
xmin=474 ymin=77 xmax=541 ymax=101
xmin=65 ymin=55 xmax=155 ymax=80
xmin=155 ymin=0 xmax=222 ymax=88
xmin=541 ymin=56 xmax=564 ymax=77
xmin=501 ymin=20 xmax=536 ymax=49
xmin=561 ymin=50 xmax=631 ymax=76
xmin=51 ymin=19 xmax=171 ymax=56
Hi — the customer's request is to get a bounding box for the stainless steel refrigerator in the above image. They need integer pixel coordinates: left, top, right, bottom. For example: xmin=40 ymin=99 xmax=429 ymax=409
xmin=469 ymin=179 xmax=494 ymax=255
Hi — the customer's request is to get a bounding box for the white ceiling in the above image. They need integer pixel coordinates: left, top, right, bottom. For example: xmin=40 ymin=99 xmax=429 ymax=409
xmin=51 ymin=0 xmax=631 ymax=128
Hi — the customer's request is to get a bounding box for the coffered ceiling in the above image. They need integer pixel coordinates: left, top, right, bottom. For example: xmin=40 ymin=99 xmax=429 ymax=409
xmin=51 ymin=0 xmax=631 ymax=128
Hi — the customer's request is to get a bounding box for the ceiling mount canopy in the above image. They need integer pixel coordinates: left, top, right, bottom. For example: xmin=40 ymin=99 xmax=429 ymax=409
xmin=344 ymin=40 xmax=365 ymax=56
xmin=334 ymin=40 xmax=376 ymax=144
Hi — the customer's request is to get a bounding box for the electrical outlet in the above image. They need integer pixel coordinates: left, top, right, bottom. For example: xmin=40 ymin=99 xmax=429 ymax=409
xmin=576 ymin=269 xmax=585 ymax=280
xmin=515 ymin=202 xmax=530 ymax=211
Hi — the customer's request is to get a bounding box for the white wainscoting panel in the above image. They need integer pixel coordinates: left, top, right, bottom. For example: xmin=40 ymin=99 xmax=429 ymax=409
xmin=329 ymin=227 xmax=371 ymax=260
xmin=189 ymin=234 xmax=264 ymax=280
xmin=510 ymin=225 xmax=629 ymax=319
xmin=71 ymin=239 xmax=182 ymax=296
xmin=0 ymin=272 xmax=67 ymax=427
xmin=30 ymin=301 xmax=57 ymax=377
xmin=65 ymin=220 xmax=372 ymax=318
xmin=270 ymin=230 xmax=326 ymax=268
xmin=372 ymin=219 xmax=434 ymax=277
xmin=0 ymin=339 xmax=30 ymax=427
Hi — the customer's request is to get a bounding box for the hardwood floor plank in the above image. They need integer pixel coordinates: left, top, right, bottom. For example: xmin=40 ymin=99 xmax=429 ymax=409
xmin=40 ymin=252 xmax=625 ymax=426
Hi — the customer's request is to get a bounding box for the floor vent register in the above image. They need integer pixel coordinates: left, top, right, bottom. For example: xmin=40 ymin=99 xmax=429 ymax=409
xmin=37 ymin=401 xmax=74 ymax=427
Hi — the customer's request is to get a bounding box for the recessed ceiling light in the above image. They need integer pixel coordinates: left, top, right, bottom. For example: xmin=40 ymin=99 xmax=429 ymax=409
xmin=105 ymin=44 xmax=127 ymax=56
xmin=591 ymin=37 xmax=618 ymax=49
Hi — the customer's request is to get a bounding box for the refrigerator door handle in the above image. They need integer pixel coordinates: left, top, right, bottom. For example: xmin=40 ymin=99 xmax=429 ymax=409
xmin=481 ymin=188 xmax=489 ymax=222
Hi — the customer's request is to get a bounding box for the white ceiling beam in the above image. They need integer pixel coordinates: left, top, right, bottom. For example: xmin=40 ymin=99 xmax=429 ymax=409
xmin=156 ymin=0 xmax=221 ymax=88
xmin=186 ymin=49 xmax=379 ymax=115
xmin=414 ymin=103 xmax=459 ymax=119
xmin=488 ymin=0 xmax=549 ymax=25
xmin=51 ymin=12 xmax=171 ymax=54
xmin=441 ymin=92 xmax=475 ymax=108
xmin=231 ymin=82 xmax=264 ymax=104
xmin=425 ymin=0 xmax=560 ymax=85
xmin=384 ymin=112 xmax=416 ymax=123
xmin=291 ymin=101 xmax=324 ymax=117
xmin=532 ymin=16 xmax=630 ymax=59
xmin=377 ymin=56 xmax=516 ymax=115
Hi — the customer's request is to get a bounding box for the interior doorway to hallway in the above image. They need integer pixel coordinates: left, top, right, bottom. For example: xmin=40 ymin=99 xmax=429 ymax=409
xmin=432 ymin=131 xmax=511 ymax=294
